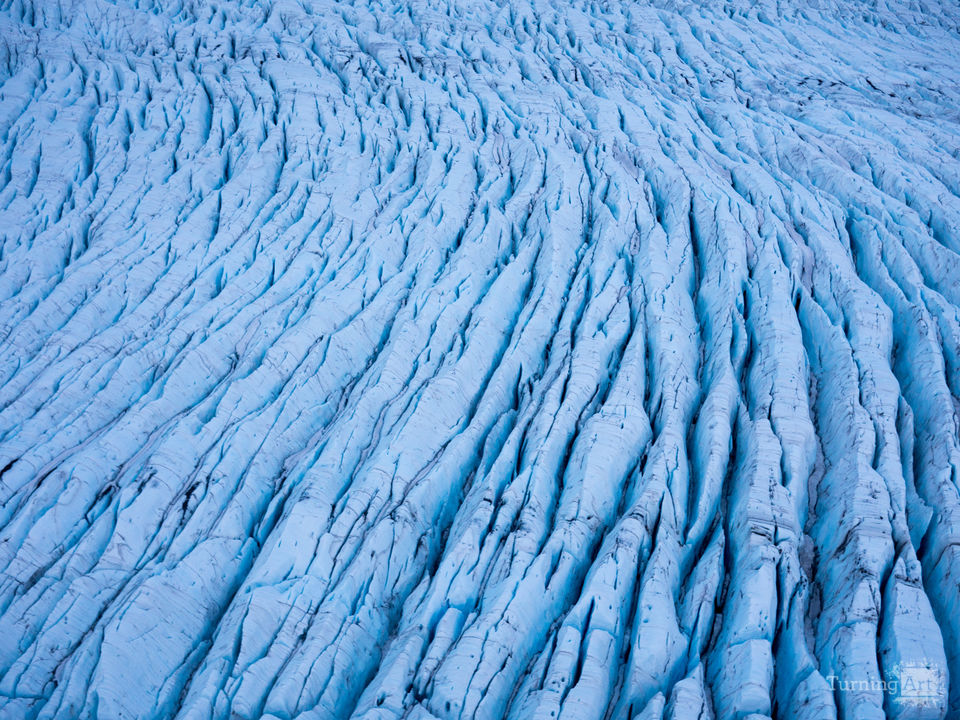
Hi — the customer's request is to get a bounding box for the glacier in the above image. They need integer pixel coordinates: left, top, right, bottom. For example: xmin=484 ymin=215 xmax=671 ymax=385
xmin=0 ymin=0 xmax=959 ymax=718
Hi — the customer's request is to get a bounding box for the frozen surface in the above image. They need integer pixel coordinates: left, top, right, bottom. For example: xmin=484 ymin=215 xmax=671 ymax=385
xmin=0 ymin=0 xmax=959 ymax=718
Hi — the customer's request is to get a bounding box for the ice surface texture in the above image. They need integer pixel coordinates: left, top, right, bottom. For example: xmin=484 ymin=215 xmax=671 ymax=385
xmin=0 ymin=0 xmax=959 ymax=718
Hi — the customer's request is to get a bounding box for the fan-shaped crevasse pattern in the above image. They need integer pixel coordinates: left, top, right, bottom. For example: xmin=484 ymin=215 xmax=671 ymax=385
xmin=0 ymin=0 xmax=959 ymax=718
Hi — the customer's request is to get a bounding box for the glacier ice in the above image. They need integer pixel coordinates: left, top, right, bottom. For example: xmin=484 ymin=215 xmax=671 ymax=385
xmin=0 ymin=0 xmax=959 ymax=718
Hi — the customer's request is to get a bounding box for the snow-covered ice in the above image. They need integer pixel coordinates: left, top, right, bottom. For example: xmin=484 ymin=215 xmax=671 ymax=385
xmin=0 ymin=0 xmax=959 ymax=718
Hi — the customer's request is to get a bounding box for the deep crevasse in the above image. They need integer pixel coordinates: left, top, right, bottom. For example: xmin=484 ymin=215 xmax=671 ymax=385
xmin=0 ymin=0 xmax=959 ymax=718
